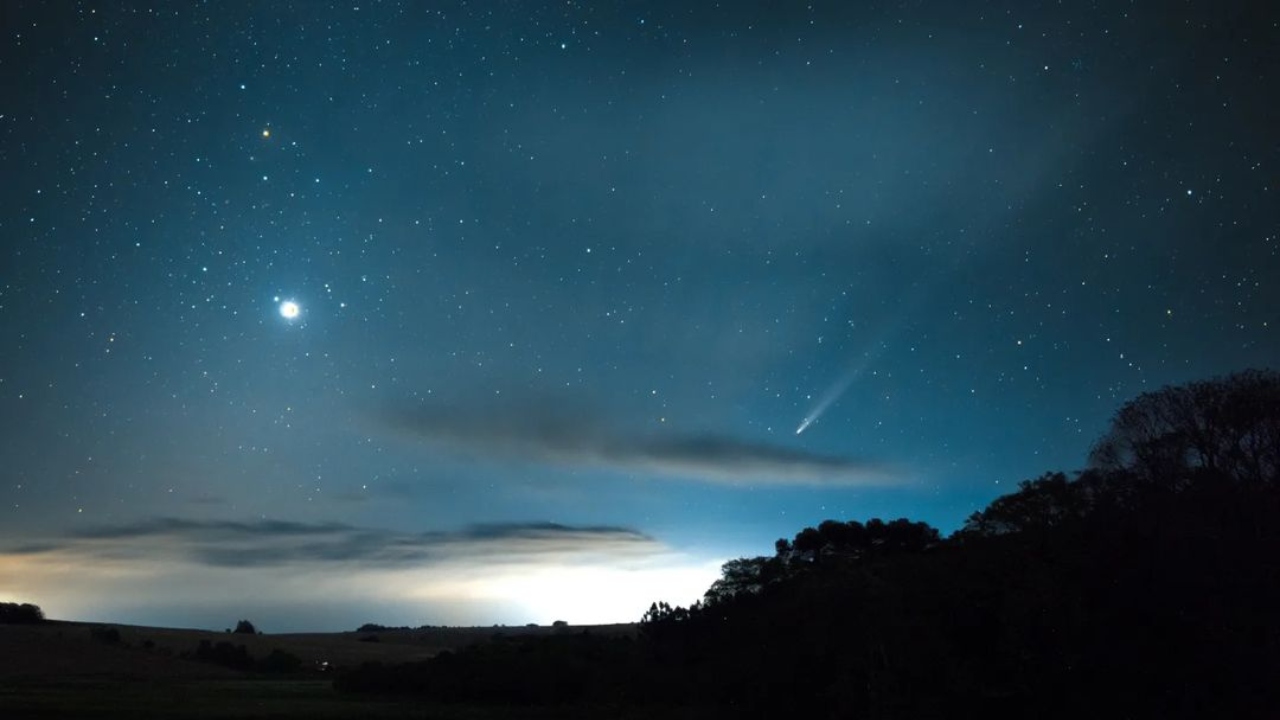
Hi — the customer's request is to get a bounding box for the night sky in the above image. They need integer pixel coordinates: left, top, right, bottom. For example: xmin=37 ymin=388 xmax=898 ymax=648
xmin=2 ymin=1 xmax=1276 ymax=631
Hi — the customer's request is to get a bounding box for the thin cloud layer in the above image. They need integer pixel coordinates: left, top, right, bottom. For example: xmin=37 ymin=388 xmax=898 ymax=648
xmin=8 ymin=518 xmax=663 ymax=569
xmin=386 ymin=398 xmax=895 ymax=486
xmin=0 ymin=517 xmax=723 ymax=630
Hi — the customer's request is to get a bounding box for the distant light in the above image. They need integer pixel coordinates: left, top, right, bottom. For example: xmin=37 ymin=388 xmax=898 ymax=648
xmin=262 ymin=128 xmax=271 ymax=138
xmin=279 ymin=300 xmax=300 ymax=319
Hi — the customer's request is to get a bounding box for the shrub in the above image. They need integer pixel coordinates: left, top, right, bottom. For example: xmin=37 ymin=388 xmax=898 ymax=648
xmin=0 ymin=602 xmax=45 ymax=624
xmin=259 ymin=648 xmax=303 ymax=674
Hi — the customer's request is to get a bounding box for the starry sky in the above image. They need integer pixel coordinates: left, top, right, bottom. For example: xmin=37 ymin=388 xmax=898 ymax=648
xmin=1 ymin=1 xmax=1276 ymax=632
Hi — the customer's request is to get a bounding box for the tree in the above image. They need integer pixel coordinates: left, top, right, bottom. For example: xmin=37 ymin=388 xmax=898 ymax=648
xmin=702 ymin=556 xmax=779 ymax=605
xmin=233 ymin=619 xmax=258 ymax=634
xmin=782 ymin=518 xmax=939 ymax=565
xmin=1089 ymin=369 xmax=1280 ymax=488
xmin=0 ymin=602 xmax=45 ymax=624
xmin=640 ymin=601 xmax=688 ymax=625
xmin=960 ymin=472 xmax=1091 ymax=536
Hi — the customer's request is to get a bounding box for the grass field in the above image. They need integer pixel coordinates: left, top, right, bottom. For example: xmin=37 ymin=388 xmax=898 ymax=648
xmin=0 ymin=621 xmax=644 ymax=719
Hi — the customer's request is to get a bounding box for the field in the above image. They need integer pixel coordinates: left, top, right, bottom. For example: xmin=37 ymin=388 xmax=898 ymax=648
xmin=0 ymin=620 xmax=641 ymax=719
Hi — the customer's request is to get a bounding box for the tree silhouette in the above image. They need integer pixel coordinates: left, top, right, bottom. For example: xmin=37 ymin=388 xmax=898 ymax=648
xmin=0 ymin=602 xmax=44 ymax=624
xmin=702 ymin=557 xmax=779 ymax=605
xmin=1090 ymin=368 xmax=1280 ymax=488
xmin=960 ymin=472 xmax=1091 ymax=536
xmin=233 ymin=619 xmax=258 ymax=634
xmin=777 ymin=518 xmax=939 ymax=568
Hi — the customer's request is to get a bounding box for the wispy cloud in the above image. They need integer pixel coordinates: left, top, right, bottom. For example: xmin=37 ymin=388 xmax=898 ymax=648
xmin=385 ymin=397 xmax=895 ymax=486
xmin=0 ymin=517 xmax=722 ymax=630
xmin=8 ymin=518 xmax=662 ymax=569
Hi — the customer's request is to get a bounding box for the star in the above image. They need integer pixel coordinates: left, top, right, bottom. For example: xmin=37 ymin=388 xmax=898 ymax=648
xmin=278 ymin=299 xmax=300 ymax=320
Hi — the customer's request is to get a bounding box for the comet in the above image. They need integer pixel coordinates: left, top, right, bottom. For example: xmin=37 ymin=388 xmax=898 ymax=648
xmin=795 ymin=354 xmax=876 ymax=435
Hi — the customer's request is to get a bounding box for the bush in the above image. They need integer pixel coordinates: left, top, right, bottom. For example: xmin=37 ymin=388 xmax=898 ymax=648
xmin=0 ymin=602 xmax=45 ymax=624
xmin=259 ymin=648 xmax=303 ymax=674
xmin=186 ymin=639 xmax=304 ymax=674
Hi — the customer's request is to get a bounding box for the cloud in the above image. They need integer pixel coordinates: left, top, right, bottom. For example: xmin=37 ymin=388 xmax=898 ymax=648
xmin=8 ymin=518 xmax=662 ymax=569
xmin=0 ymin=517 xmax=723 ymax=630
xmin=385 ymin=397 xmax=895 ymax=486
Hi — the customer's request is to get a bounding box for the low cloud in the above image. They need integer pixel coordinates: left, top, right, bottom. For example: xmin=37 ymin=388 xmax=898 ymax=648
xmin=9 ymin=518 xmax=662 ymax=569
xmin=386 ymin=398 xmax=894 ymax=486
xmin=0 ymin=517 xmax=722 ymax=630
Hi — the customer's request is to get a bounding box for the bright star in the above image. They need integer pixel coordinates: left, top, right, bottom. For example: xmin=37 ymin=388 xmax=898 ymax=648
xmin=278 ymin=300 xmax=300 ymax=319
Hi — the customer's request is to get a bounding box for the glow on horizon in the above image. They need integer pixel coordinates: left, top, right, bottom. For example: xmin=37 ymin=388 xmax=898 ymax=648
xmin=0 ymin=549 xmax=725 ymax=631
xmin=458 ymin=561 xmax=726 ymax=625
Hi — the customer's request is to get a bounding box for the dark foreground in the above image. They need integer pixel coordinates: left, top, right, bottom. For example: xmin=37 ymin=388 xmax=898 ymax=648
xmin=0 ymin=621 xmax=661 ymax=720
xmin=0 ymin=678 xmax=715 ymax=720
xmin=2 ymin=678 xmax=410 ymax=720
